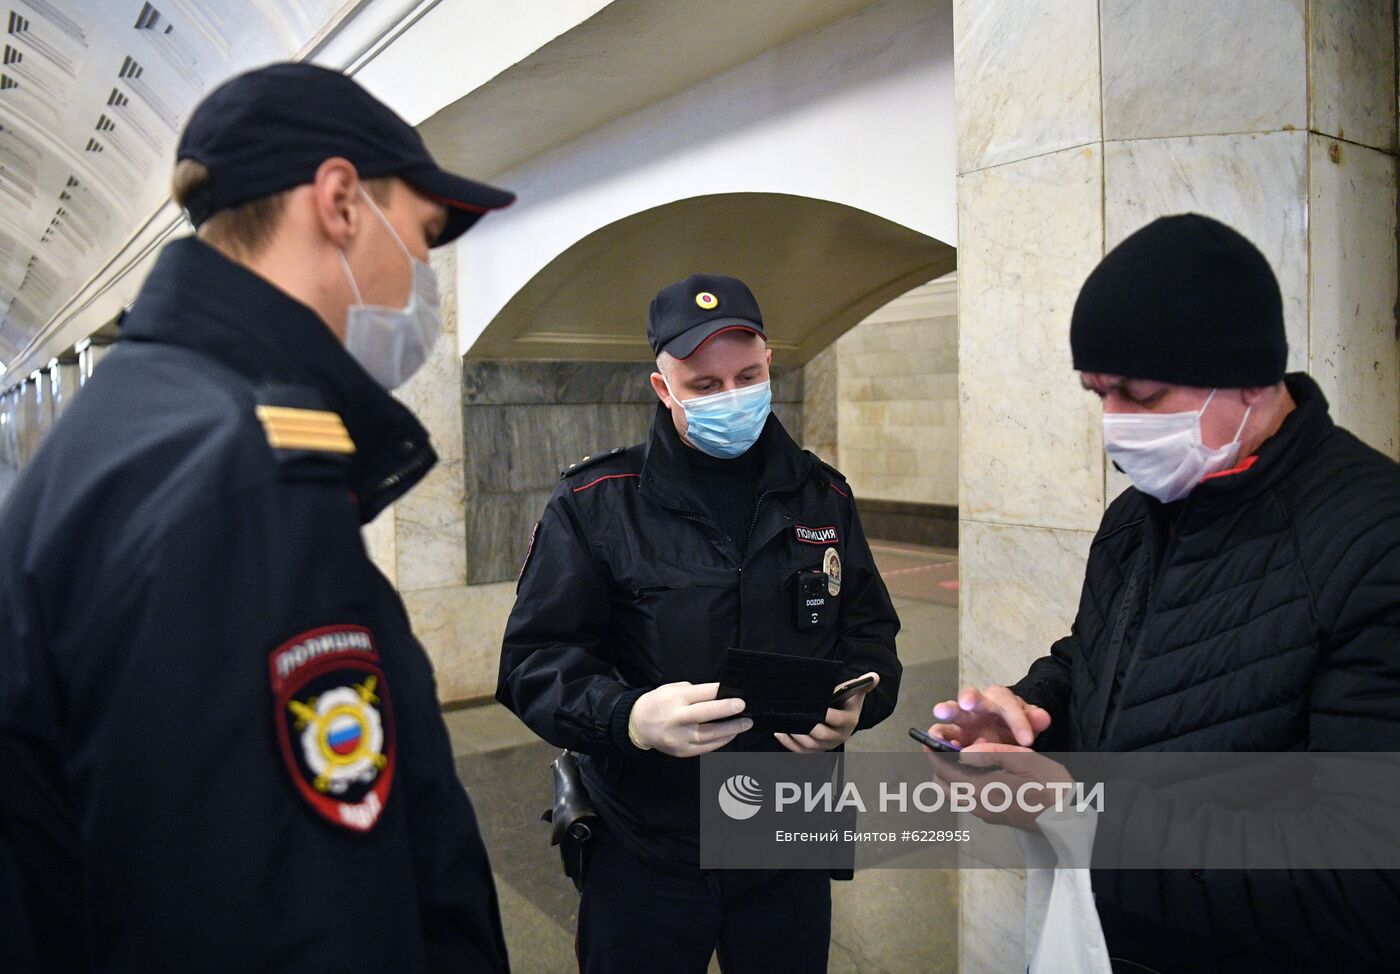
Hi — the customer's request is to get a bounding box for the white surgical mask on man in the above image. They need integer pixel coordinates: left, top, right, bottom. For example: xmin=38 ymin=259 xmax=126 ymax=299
xmin=338 ymin=187 xmax=441 ymax=390
xmin=1102 ymin=389 xmax=1252 ymax=503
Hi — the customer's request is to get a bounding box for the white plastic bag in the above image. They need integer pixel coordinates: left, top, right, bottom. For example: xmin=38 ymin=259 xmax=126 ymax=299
xmin=1016 ymin=805 xmax=1113 ymax=974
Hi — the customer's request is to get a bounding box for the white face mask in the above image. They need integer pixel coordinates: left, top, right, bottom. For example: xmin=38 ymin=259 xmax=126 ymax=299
xmin=1102 ymin=389 xmax=1253 ymax=503
xmin=339 ymin=188 xmax=442 ymax=390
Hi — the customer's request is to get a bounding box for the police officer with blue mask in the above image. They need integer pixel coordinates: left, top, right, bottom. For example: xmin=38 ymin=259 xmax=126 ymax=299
xmin=0 ymin=63 xmax=514 ymax=972
xmin=498 ymin=273 xmax=902 ymax=973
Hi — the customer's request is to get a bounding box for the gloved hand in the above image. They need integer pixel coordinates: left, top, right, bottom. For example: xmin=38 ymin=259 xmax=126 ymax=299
xmin=628 ymin=681 xmax=752 ymax=758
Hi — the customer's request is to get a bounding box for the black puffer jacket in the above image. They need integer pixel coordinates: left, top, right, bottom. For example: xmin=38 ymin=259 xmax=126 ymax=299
xmin=1013 ymin=373 xmax=1400 ymax=972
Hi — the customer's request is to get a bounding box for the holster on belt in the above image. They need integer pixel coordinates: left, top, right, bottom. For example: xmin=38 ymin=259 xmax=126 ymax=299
xmin=541 ymin=750 xmax=599 ymax=892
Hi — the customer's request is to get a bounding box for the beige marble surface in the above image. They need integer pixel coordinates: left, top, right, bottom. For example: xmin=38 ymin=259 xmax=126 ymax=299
xmin=959 ymin=868 xmax=1027 ymax=973
xmin=958 ymin=145 xmax=1106 ymax=532
xmin=1309 ymin=0 xmax=1397 ymax=153
xmin=958 ymin=519 xmax=1094 ymax=694
xmin=403 ymin=581 xmax=517 ymax=702
xmin=953 ymin=0 xmax=1101 ymax=174
xmin=398 ymin=330 xmax=465 ymax=463
xmin=837 ymin=282 xmax=959 ymax=505
xmin=361 ymin=506 xmax=398 ymax=587
xmin=1104 ymin=131 xmax=1310 ymax=374
xmin=395 ymin=458 xmax=468 ymax=592
xmin=1308 ymin=135 xmax=1400 ymax=459
xmin=1100 ymin=0 xmax=1306 ymax=141
xmin=802 ymin=343 xmax=838 ymax=464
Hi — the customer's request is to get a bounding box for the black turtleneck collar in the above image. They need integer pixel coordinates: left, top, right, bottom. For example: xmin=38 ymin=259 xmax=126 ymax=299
xmin=639 ymin=401 xmax=811 ymax=517
xmin=119 ymin=236 xmax=435 ymax=521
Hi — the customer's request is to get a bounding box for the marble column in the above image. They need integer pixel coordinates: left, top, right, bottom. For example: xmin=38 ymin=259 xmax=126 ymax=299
xmin=953 ymin=2 xmax=1398 ymax=969
xmin=49 ymin=356 xmax=81 ymax=421
xmin=360 ymin=244 xmax=502 ymax=703
xmin=0 ymin=388 xmax=16 ymax=469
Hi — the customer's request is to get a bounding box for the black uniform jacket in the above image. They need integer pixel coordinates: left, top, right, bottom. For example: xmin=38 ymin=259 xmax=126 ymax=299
xmin=497 ymin=405 xmax=901 ymax=872
xmin=1013 ymin=373 xmax=1400 ymax=972
xmin=0 ymin=238 xmax=509 ymax=973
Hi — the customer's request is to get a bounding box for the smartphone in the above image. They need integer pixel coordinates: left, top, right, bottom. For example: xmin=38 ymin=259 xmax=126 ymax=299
xmin=908 ymin=725 xmax=962 ymax=752
xmin=830 ymin=674 xmax=877 ymax=707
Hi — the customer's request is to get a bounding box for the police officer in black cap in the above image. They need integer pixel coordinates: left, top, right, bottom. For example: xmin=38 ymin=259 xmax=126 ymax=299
xmin=0 ymin=63 xmax=513 ymax=971
xmin=498 ymin=273 xmax=902 ymax=973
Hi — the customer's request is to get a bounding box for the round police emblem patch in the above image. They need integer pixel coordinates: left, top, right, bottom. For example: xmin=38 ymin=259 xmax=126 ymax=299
xmin=269 ymin=625 xmax=395 ymax=832
xmin=824 ymin=547 xmax=842 ymax=596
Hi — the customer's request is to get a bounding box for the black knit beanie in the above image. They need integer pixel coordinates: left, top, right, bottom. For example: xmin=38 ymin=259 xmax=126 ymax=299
xmin=1070 ymin=213 xmax=1287 ymax=387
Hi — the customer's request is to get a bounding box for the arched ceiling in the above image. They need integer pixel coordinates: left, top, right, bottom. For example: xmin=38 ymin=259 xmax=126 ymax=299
xmin=0 ymin=0 xmax=347 ymax=377
xmin=471 ymin=192 xmax=955 ymax=367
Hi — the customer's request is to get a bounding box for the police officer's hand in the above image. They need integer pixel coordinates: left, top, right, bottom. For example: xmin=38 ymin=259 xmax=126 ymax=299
xmin=628 ymin=682 xmax=753 ymax=758
xmin=928 ymin=685 xmax=1051 ymax=748
xmin=774 ymin=672 xmax=880 ymax=753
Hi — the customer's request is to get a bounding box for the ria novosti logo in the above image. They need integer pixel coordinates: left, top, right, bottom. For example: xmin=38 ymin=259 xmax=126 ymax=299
xmin=717 ymin=774 xmax=764 ymax=820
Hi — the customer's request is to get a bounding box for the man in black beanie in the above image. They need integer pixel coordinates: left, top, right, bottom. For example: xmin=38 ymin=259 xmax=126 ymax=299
xmin=928 ymin=214 xmax=1400 ymax=971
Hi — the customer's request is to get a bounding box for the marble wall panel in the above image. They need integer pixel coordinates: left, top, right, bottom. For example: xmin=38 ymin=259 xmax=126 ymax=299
xmin=1309 ymin=0 xmax=1397 ymax=153
xmin=803 ymin=344 xmax=838 ymax=464
xmin=1308 ymin=135 xmax=1400 ymax=457
xmin=463 ymin=402 xmax=657 ymax=495
xmin=361 ymin=506 xmax=398 ymax=586
xmin=467 ymin=487 xmax=554 ymax=585
xmin=402 ymin=581 xmax=519 ymax=702
xmin=959 ymin=867 xmax=1027 ymax=973
xmin=399 ymin=331 xmax=466 ymax=462
xmin=954 ymin=0 xmax=1102 ymax=173
xmin=431 ymin=245 xmax=457 ymax=336
xmin=1100 ymin=0 xmax=1306 ymax=140
xmin=958 ymin=145 xmax=1106 ymax=532
xmin=1103 ymin=131 xmax=1311 ymax=374
xmin=463 ymin=360 xmax=658 ymax=406
xmin=958 ymin=519 xmax=1094 ymax=694
xmin=396 ymin=459 xmax=468 ymax=592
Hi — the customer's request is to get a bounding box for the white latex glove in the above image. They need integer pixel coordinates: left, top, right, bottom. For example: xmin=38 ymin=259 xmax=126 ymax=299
xmin=628 ymin=681 xmax=752 ymax=758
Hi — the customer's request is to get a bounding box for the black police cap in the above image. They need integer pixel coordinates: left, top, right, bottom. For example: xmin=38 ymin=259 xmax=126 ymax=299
xmin=176 ymin=62 xmax=514 ymax=245
xmin=647 ymin=273 xmax=765 ymax=359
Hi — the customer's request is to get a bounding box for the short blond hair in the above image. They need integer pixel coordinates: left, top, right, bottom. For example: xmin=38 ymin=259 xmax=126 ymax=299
xmin=171 ymin=159 xmax=394 ymax=257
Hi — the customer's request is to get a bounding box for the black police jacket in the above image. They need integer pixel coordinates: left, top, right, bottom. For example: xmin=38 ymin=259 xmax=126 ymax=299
xmin=497 ymin=405 xmax=901 ymax=871
xmin=1013 ymin=373 xmax=1400 ymax=973
xmin=0 ymin=238 xmax=509 ymax=973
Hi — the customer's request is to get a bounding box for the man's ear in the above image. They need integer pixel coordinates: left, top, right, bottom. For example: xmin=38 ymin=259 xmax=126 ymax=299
xmin=765 ymin=346 xmax=772 ymax=369
xmin=310 ymin=157 xmax=361 ymax=248
xmin=650 ymin=371 xmax=671 ymax=406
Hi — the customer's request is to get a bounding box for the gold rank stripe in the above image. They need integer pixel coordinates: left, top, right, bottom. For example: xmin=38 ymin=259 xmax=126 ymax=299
xmin=256 ymin=406 xmax=356 ymax=455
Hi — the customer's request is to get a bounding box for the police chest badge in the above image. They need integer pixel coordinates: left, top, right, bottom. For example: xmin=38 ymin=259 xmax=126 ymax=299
xmin=823 ymin=547 xmax=842 ymax=596
xmin=269 ymin=625 xmax=395 ymax=833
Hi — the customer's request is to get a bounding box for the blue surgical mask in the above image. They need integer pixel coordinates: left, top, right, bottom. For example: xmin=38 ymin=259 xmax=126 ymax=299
xmin=665 ymin=377 xmax=772 ymax=459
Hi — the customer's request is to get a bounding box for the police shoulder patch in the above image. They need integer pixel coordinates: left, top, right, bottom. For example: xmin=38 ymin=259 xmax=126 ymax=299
xmin=269 ymin=625 xmax=395 ymax=832
xmin=255 ymin=386 xmax=355 ymax=458
xmin=560 ymin=446 xmax=629 ymax=480
xmin=808 ymin=453 xmax=850 ymax=499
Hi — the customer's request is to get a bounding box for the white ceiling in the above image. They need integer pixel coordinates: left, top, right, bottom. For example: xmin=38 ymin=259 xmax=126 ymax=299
xmin=0 ymin=0 xmax=347 ymax=375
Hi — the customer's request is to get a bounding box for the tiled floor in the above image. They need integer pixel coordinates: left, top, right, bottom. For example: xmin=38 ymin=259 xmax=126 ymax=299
xmin=448 ymin=543 xmax=961 ymax=974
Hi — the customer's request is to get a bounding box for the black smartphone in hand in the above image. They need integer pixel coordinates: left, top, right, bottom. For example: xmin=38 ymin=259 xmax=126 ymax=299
xmin=830 ymin=674 xmax=876 ymax=707
xmin=908 ymin=725 xmax=962 ymax=752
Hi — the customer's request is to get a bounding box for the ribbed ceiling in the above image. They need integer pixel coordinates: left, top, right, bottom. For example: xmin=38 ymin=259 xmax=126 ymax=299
xmin=0 ymin=0 xmax=347 ymax=375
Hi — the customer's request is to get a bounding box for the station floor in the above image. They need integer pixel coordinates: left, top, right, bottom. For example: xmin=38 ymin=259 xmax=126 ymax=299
xmin=446 ymin=541 xmax=961 ymax=974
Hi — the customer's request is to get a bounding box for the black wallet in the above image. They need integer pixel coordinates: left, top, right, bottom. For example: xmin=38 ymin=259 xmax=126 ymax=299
xmin=716 ymin=648 xmax=844 ymax=733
